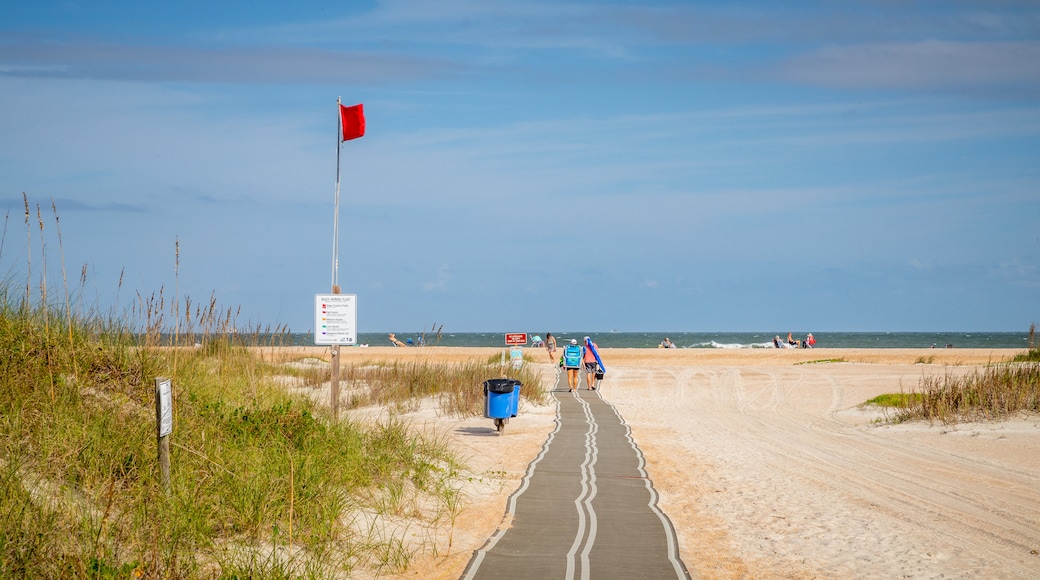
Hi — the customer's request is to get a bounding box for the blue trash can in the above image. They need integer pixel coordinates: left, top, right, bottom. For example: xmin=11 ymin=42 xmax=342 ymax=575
xmin=484 ymin=378 xmax=521 ymax=433
xmin=510 ymin=382 xmax=521 ymax=417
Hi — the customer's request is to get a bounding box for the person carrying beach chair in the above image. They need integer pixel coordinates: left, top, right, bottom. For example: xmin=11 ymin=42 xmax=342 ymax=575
xmin=562 ymin=339 xmax=583 ymax=392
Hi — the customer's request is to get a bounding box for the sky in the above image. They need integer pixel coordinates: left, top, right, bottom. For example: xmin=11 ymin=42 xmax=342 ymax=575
xmin=2 ymin=0 xmax=1039 ymax=335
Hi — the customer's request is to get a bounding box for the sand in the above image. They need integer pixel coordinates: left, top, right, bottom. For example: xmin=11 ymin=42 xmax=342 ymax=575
xmin=264 ymin=346 xmax=1040 ymax=578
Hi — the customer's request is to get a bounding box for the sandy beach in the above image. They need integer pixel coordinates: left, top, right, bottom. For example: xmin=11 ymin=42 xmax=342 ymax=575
xmin=269 ymin=346 xmax=1040 ymax=578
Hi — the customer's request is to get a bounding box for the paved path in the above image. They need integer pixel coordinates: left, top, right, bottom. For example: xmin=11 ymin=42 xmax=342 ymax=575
xmin=462 ymin=368 xmax=691 ymax=579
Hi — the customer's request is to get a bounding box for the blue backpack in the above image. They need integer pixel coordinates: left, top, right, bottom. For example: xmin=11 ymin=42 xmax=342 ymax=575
xmin=562 ymin=344 xmax=582 ymax=368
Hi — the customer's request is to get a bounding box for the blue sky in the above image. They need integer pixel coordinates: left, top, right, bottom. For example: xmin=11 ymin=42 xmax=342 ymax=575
xmin=2 ymin=0 xmax=1038 ymax=334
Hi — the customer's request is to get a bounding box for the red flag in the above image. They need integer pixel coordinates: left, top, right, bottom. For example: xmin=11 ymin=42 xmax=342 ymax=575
xmin=340 ymin=103 xmax=365 ymax=141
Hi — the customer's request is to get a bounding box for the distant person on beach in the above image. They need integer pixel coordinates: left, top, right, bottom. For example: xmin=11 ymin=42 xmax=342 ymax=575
xmin=583 ymin=336 xmax=601 ymax=390
xmin=659 ymin=337 xmax=676 ymax=348
xmin=545 ymin=333 xmax=557 ymax=363
xmin=773 ymin=335 xmax=784 ymax=348
xmin=562 ymin=338 xmax=583 ymax=391
xmin=787 ymin=332 xmax=799 ymax=347
xmin=388 ymin=333 xmax=408 ymax=347
xmin=805 ymin=333 xmax=816 ymax=348
xmin=531 ymin=334 xmax=544 ymax=347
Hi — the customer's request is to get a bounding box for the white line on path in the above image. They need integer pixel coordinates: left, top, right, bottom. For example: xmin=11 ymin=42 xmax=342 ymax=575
xmin=460 ymin=387 xmax=563 ymax=580
xmin=604 ymin=401 xmax=688 ymax=578
xmin=464 ymin=371 xmax=687 ymax=579
xmin=565 ymin=390 xmax=599 ymax=580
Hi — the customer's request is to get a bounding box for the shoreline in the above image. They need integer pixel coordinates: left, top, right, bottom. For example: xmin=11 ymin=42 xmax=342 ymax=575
xmin=255 ymin=346 xmax=1026 ymax=367
xmin=247 ymin=330 xmax=1035 ymax=350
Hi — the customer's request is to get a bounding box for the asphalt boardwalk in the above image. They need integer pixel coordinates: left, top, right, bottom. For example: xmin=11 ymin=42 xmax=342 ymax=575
xmin=461 ymin=366 xmax=692 ymax=579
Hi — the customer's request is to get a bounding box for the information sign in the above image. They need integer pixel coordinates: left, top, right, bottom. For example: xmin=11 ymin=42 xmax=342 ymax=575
xmin=510 ymin=347 xmax=524 ymax=369
xmin=504 ymin=332 xmax=527 ymax=346
xmin=315 ymin=294 xmax=358 ymax=345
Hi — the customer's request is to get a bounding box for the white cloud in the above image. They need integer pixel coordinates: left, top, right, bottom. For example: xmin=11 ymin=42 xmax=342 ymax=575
xmin=779 ymin=41 xmax=1040 ymax=90
xmin=993 ymin=258 xmax=1040 ymax=288
xmin=423 ymin=263 xmax=451 ymax=292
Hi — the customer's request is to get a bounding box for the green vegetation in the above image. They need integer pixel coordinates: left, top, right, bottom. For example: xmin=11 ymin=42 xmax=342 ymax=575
xmin=337 ymin=360 xmax=545 ymax=416
xmin=1011 ymin=334 xmax=1040 ymax=362
xmin=0 ymin=200 xmax=546 ymax=578
xmin=0 ymin=297 xmax=533 ymax=578
xmin=1011 ymin=349 xmax=1040 ymax=362
xmin=795 ymin=358 xmax=847 ymax=365
xmin=872 ymin=340 xmax=1040 ymax=424
xmin=863 ymin=393 xmax=924 ymax=407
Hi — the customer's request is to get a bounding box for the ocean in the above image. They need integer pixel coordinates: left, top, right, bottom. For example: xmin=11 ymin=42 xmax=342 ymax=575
xmin=287 ymin=331 xmax=1033 ymax=349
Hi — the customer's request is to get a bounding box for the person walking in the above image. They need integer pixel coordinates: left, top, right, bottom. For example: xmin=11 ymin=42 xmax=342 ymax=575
xmin=545 ymin=332 xmax=557 ymax=363
xmin=561 ymin=338 xmax=583 ymax=392
xmin=583 ymin=336 xmax=601 ymax=390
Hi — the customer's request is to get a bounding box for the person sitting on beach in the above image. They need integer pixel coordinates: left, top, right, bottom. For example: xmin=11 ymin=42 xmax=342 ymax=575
xmin=388 ymin=333 xmax=408 ymax=347
xmin=805 ymin=333 xmax=816 ymax=348
xmin=773 ymin=335 xmax=785 ymax=348
xmin=659 ymin=337 xmax=676 ymax=348
xmin=787 ymin=332 xmax=800 ymax=348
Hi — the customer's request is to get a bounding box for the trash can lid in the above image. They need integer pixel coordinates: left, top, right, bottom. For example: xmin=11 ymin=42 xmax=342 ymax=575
xmin=484 ymin=378 xmax=521 ymax=393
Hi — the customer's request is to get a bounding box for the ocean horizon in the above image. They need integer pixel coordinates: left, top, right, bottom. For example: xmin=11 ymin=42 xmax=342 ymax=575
xmin=290 ymin=331 xmax=1033 ymax=349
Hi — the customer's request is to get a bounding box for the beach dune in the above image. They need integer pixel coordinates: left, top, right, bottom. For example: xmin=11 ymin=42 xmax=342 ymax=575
xmin=272 ymin=347 xmax=1039 ymax=578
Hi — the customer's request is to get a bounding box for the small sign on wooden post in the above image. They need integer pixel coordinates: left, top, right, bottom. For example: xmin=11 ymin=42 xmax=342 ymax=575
xmin=155 ymin=377 xmax=173 ymax=493
xmin=315 ymin=291 xmax=357 ymax=420
xmin=502 ymin=333 xmax=528 ymax=367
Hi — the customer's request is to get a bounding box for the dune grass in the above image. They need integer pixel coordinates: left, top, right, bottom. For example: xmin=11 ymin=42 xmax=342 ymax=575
xmin=863 ymin=393 xmax=924 ymax=407
xmin=0 ymin=298 xmax=548 ymax=578
xmin=796 ymin=358 xmax=847 ymax=365
xmin=0 ymin=199 xmax=547 ymax=578
xmin=335 ymin=359 xmax=545 ymax=416
xmin=872 ymin=343 xmax=1040 ymax=424
xmin=0 ymin=296 xmax=505 ymax=578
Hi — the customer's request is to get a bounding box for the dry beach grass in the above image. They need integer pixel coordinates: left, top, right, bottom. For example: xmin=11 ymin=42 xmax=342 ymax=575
xmin=278 ymin=346 xmax=1040 ymax=579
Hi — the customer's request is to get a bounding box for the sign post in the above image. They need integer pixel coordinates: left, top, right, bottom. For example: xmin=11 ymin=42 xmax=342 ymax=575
xmin=503 ymin=333 xmax=527 ymax=368
xmin=155 ymin=377 xmax=173 ymax=493
xmin=315 ymin=293 xmax=357 ymax=420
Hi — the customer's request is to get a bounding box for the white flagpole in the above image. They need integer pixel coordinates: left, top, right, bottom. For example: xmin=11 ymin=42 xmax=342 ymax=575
xmin=332 ymin=97 xmax=342 ymax=293
xmin=330 ymin=97 xmax=342 ymax=419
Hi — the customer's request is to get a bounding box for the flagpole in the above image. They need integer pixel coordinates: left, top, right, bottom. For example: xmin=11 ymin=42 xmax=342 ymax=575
xmin=333 ymin=97 xmax=342 ymax=292
xmin=330 ymin=97 xmax=342 ymax=420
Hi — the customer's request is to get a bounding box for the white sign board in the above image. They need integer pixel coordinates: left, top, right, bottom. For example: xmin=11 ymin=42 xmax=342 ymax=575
xmin=314 ymin=294 xmax=358 ymax=345
xmin=156 ymin=378 xmax=173 ymax=438
xmin=510 ymin=347 xmax=524 ymax=370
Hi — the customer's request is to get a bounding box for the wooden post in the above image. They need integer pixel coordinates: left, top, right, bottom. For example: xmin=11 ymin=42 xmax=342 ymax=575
xmin=330 ymin=285 xmax=341 ymax=420
xmin=155 ymin=377 xmax=173 ymax=493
